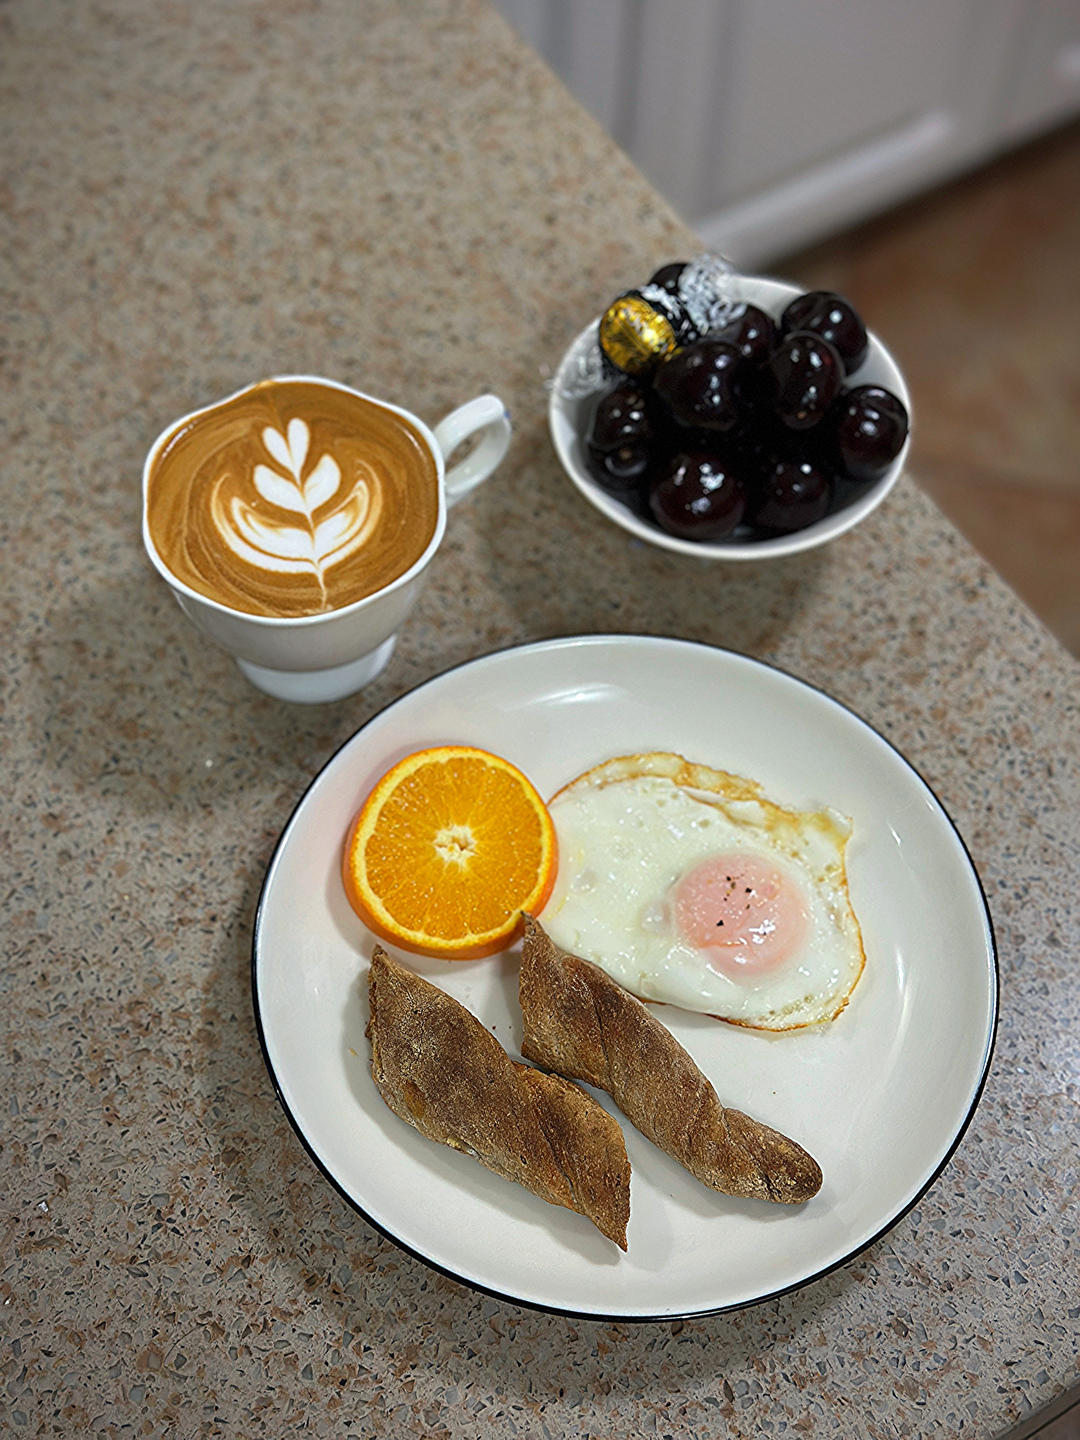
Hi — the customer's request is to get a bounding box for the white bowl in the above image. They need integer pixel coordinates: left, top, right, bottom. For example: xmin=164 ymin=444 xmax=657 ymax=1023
xmin=548 ymin=275 xmax=912 ymax=560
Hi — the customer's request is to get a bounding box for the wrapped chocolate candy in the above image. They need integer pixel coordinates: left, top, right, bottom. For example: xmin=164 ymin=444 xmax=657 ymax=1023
xmin=598 ymin=284 xmax=691 ymax=376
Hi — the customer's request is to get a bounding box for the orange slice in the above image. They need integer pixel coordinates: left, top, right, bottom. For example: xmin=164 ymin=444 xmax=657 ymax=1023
xmin=342 ymin=745 xmax=558 ymax=959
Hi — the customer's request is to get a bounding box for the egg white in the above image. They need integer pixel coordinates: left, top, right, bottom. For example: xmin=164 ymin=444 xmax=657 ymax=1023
xmin=538 ymin=753 xmax=865 ymax=1030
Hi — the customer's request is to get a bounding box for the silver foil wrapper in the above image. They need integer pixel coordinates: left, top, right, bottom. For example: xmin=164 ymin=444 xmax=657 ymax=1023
xmin=678 ymin=253 xmax=738 ymax=337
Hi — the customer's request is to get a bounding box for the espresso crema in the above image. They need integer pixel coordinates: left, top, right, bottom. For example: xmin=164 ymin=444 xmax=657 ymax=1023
xmin=145 ymin=380 xmax=440 ymax=618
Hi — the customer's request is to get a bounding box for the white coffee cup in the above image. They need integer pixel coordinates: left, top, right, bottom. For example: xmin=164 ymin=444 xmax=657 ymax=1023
xmin=141 ymin=375 xmax=511 ymax=703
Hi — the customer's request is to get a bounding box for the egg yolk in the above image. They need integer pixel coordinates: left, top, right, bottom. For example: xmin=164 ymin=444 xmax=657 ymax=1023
xmin=673 ymin=854 xmax=809 ymax=977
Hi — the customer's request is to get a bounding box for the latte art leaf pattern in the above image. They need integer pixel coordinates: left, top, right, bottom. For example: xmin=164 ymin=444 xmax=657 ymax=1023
xmin=251 ymin=453 xmax=347 ymax=517
xmin=146 ymin=379 xmax=440 ymax=617
xmin=212 ymin=418 xmax=379 ymax=608
xmin=264 ymin=417 xmax=309 ymax=475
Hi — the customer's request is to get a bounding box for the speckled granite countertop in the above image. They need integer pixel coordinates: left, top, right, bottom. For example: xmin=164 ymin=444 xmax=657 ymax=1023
xmin=3 ymin=1 xmax=1078 ymax=1436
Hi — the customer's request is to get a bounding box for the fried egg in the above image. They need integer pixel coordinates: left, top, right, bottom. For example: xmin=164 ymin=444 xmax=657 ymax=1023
xmin=538 ymin=753 xmax=865 ymax=1030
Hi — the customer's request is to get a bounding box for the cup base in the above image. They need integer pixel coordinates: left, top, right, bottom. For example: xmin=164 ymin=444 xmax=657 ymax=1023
xmin=236 ymin=636 xmax=398 ymax=703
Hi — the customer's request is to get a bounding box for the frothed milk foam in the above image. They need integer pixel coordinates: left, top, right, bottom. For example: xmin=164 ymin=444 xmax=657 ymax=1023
xmin=145 ymin=380 xmax=439 ymax=618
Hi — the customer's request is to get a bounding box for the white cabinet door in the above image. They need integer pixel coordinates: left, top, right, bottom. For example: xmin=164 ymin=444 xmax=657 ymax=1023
xmin=493 ymin=0 xmax=1076 ymax=266
xmin=997 ymin=0 xmax=1080 ymax=143
xmin=623 ymin=0 xmax=1024 ymax=263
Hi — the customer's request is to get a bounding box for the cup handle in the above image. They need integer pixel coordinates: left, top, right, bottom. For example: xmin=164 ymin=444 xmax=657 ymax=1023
xmin=432 ymin=394 xmax=511 ymax=508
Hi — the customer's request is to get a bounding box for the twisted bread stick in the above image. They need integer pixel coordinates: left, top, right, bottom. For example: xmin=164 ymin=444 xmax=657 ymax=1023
xmin=520 ymin=917 xmax=822 ymax=1204
xmin=367 ymin=945 xmax=631 ymax=1247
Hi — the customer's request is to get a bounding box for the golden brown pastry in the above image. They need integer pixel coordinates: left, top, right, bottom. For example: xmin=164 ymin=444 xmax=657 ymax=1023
xmin=519 ymin=917 xmax=822 ymax=1204
xmin=367 ymin=945 xmax=631 ymax=1247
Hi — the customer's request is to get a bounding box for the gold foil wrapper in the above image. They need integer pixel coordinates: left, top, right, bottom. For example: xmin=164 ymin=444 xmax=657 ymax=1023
xmin=599 ymin=294 xmax=678 ymax=375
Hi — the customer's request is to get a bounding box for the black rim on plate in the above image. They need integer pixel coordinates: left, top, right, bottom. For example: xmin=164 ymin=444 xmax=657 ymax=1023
xmin=250 ymin=634 xmax=999 ymax=1323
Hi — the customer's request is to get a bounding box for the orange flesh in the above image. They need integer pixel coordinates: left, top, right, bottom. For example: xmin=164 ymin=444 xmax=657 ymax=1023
xmin=342 ymin=747 xmax=557 ymax=958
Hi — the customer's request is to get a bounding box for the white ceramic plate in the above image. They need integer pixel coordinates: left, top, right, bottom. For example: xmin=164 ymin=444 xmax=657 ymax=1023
xmin=252 ymin=636 xmax=996 ymax=1320
xmin=548 ymin=276 xmax=912 ymax=559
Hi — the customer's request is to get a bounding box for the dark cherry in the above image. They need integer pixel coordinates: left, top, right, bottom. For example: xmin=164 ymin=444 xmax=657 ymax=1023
xmin=750 ymin=457 xmax=832 ymax=535
xmin=728 ymin=418 xmax=790 ymax=494
xmin=832 ymin=385 xmax=909 ymax=482
xmin=648 ymin=450 xmax=747 ymax=541
xmin=587 ymin=382 xmax=655 ymax=453
xmin=768 ymin=331 xmax=843 ymax=430
xmin=713 ymin=303 xmax=776 ymax=366
xmin=654 ymin=339 xmax=744 ymax=432
xmin=728 ymin=358 xmax=779 ymax=428
xmin=585 ymin=439 xmax=652 ymax=494
xmin=648 ymin=261 xmax=688 ymax=294
xmin=781 ymin=290 xmax=868 ymax=374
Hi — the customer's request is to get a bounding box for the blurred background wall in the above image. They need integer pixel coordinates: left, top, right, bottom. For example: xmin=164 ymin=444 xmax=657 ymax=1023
xmin=497 ymin=0 xmax=1080 ymax=266
xmin=496 ymin=0 xmax=1080 ymax=656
